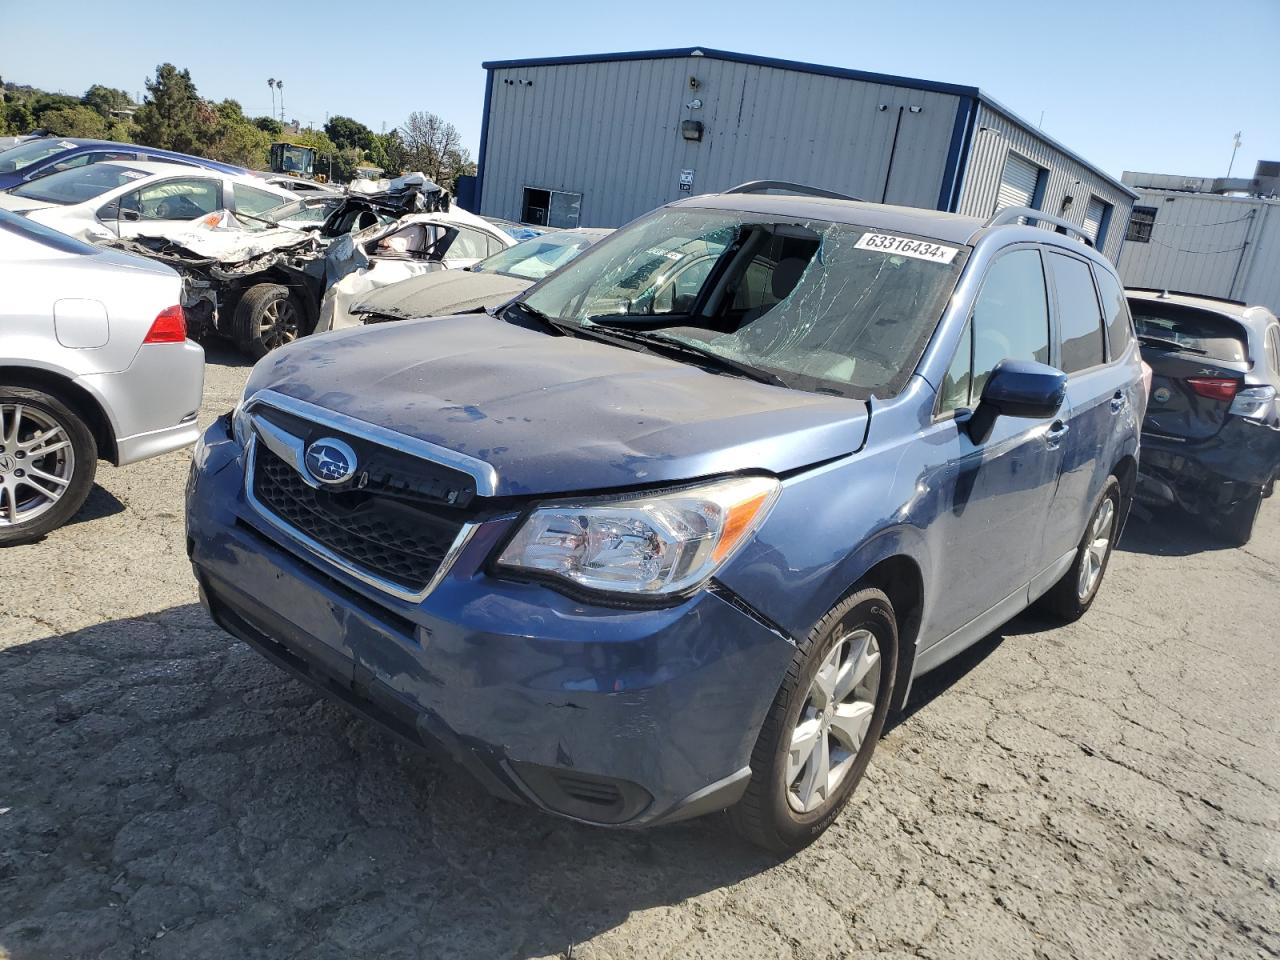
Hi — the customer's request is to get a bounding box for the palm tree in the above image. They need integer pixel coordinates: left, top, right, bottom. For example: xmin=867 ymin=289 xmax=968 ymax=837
xmin=276 ymin=79 xmax=285 ymax=124
xmin=267 ymin=78 xmax=276 ymax=119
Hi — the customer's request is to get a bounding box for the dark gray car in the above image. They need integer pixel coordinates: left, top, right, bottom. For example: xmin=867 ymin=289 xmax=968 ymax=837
xmin=345 ymin=227 xmax=611 ymax=326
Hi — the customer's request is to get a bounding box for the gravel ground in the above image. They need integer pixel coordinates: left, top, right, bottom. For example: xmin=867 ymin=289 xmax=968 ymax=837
xmin=1 ymin=350 xmax=1277 ymax=960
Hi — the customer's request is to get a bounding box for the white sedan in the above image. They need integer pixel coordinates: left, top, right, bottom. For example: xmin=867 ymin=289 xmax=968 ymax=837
xmin=0 ymin=160 xmax=297 ymax=243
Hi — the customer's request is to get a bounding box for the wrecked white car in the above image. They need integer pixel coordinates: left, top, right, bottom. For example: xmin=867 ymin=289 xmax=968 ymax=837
xmin=101 ymin=174 xmax=493 ymax=358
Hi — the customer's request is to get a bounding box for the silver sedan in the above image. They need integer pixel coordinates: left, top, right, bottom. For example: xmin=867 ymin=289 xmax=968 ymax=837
xmin=0 ymin=209 xmax=205 ymax=544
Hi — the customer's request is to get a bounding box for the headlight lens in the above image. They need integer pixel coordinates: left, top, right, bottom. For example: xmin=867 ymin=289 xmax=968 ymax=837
xmin=496 ymin=475 xmax=780 ymax=597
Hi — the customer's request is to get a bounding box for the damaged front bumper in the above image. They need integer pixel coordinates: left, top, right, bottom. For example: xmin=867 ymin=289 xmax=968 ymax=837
xmin=185 ymin=417 xmax=794 ymax=827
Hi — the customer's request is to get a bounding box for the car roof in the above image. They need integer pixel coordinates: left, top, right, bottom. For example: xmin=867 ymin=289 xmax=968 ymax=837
xmin=91 ymin=160 xmax=281 ymax=186
xmin=670 ymin=192 xmax=987 ymax=246
xmin=1126 ymin=288 xmax=1278 ymax=332
xmin=23 ymin=139 xmax=244 ymax=170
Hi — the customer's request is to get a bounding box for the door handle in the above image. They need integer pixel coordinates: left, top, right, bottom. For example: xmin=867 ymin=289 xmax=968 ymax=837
xmin=1045 ymin=420 xmax=1069 ymax=449
xmin=1110 ymin=391 xmax=1127 ymax=413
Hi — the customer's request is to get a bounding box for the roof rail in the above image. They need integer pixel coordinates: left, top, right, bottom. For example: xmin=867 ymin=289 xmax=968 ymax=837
xmin=1126 ymin=286 xmax=1248 ymax=307
xmin=724 ymin=180 xmax=861 ymax=202
xmin=984 ymin=207 xmax=1094 ymax=246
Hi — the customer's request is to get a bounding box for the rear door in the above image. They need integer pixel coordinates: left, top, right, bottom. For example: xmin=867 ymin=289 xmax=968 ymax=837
xmin=1128 ymin=300 xmax=1250 ymax=442
xmin=1040 ymin=251 xmax=1131 ymax=563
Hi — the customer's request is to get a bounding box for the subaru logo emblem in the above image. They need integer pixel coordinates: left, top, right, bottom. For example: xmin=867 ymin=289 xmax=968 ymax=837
xmin=304 ymin=437 xmax=358 ymax=485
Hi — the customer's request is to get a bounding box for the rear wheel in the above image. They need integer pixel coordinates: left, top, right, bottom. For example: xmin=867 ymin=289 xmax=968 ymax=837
xmin=0 ymin=386 xmax=97 ymax=546
xmin=1218 ymin=487 xmax=1263 ymax=547
xmin=1039 ymin=477 xmax=1121 ymax=622
xmin=729 ymin=588 xmax=897 ymax=853
xmin=233 ymin=283 xmax=303 ymax=359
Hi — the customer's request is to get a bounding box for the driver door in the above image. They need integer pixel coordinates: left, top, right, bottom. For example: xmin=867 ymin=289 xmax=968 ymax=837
xmin=106 ymin=177 xmax=223 ymax=238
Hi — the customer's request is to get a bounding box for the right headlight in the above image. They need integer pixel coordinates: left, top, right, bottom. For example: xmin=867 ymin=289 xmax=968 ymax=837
xmin=496 ymin=475 xmax=781 ymax=598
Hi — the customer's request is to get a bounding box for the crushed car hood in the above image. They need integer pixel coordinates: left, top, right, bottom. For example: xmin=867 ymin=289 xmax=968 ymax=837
xmin=351 ymin=270 xmax=531 ymax=321
xmin=248 ymin=313 xmax=869 ymax=496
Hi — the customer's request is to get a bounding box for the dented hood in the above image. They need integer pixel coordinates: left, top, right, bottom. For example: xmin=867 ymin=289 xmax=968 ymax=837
xmin=248 ymin=313 xmax=868 ymax=496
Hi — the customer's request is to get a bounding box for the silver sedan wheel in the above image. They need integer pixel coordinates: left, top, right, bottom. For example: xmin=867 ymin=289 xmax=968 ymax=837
xmin=0 ymin=403 xmax=76 ymax=527
xmin=786 ymin=628 xmax=882 ymax=814
xmin=1077 ymin=496 xmax=1116 ymax=600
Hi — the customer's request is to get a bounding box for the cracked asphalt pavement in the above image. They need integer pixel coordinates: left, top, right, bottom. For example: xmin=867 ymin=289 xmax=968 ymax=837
xmin=1 ymin=350 xmax=1277 ymax=960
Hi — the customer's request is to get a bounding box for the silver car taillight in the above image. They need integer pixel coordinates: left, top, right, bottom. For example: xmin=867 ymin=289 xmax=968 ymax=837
xmin=1228 ymin=385 xmax=1277 ymax=421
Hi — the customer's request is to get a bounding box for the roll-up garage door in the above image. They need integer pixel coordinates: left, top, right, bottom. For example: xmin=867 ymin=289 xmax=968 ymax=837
xmin=997 ymin=152 xmax=1042 ymax=212
xmin=1083 ymin=197 xmax=1106 ymax=241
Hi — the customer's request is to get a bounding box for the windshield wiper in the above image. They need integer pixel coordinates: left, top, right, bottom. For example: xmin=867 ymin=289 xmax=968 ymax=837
xmin=1138 ymin=334 xmax=1207 ymax=355
xmin=584 ymin=324 xmax=789 ymax=388
xmin=504 ymin=300 xmax=579 ymax=335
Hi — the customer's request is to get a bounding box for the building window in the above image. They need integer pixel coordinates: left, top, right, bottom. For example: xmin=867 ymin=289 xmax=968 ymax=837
xmin=1125 ymin=206 xmax=1157 ymax=243
xmin=522 ymin=187 xmax=582 ymax=228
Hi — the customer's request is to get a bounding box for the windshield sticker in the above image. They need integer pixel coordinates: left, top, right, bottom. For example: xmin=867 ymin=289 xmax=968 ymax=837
xmin=58 ymin=141 xmax=77 ymax=149
xmin=854 ymin=233 xmax=959 ymax=264
xmin=120 ymin=170 xmax=147 ymax=180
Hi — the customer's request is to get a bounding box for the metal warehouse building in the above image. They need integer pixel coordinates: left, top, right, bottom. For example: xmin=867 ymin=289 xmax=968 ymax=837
xmin=474 ymin=47 xmax=1137 ymax=260
xmin=1117 ymin=165 xmax=1280 ymax=314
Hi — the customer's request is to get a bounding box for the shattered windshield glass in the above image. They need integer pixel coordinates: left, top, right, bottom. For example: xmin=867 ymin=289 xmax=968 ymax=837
xmin=522 ymin=207 xmax=967 ymax=397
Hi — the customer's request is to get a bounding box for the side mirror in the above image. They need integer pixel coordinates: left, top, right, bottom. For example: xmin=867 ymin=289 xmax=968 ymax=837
xmin=964 ymin=359 xmax=1066 ymax=442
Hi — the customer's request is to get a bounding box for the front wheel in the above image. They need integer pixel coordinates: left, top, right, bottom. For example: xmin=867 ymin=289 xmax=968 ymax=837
xmin=729 ymin=588 xmax=897 ymax=853
xmin=1038 ymin=477 xmax=1121 ymax=622
xmin=233 ymin=283 xmax=304 ymax=359
xmin=0 ymin=386 xmax=97 ymax=546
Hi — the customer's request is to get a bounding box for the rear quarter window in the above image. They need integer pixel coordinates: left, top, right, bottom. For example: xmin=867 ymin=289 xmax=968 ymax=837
xmin=1093 ymin=269 xmax=1132 ymax=359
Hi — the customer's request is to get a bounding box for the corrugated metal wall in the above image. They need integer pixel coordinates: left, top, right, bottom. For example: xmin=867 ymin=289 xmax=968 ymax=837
xmin=479 ymin=55 xmax=961 ymax=228
xmin=955 ymin=103 xmax=1134 ymax=262
xmin=1117 ymin=189 xmax=1280 ymax=313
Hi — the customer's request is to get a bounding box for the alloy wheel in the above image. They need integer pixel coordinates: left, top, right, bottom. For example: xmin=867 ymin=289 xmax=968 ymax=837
xmin=786 ymin=628 xmax=882 ymax=814
xmin=0 ymin=403 xmax=76 ymax=527
xmin=1077 ymin=496 xmax=1116 ymax=600
xmin=259 ymin=297 xmax=300 ymax=350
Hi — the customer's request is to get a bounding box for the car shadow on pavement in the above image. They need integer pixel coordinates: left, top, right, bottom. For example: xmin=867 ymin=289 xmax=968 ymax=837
xmin=0 ymin=603 xmax=777 ymax=960
xmin=68 ymin=484 xmax=127 ymax=527
xmin=1117 ymin=503 xmax=1238 ymax=557
xmin=200 ymin=342 xmax=256 ymax=368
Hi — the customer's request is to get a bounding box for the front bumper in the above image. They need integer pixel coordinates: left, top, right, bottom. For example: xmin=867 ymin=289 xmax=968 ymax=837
xmin=185 ymin=418 xmax=794 ymax=826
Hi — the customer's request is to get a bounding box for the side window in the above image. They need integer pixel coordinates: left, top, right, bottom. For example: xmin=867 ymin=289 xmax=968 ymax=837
xmin=233 ymin=184 xmax=287 ymax=217
xmin=1048 ymin=253 xmax=1106 ymax=373
xmin=1266 ymin=327 xmax=1280 ymax=376
xmin=1093 ymin=268 xmax=1132 ymax=360
xmin=970 ymin=248 xmax=1051 ymax=399
xmin=938 ymin=320 xmax=973 ymax=414
xmin=446 ymin=227 xmax=492 ymax=260
xmin=127 ymin=178 xmax=222 ymax=221
xmin=47 ymin=153 xmax=93 ymax=173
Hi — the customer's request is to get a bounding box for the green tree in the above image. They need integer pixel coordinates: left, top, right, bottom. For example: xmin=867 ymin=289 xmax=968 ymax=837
xmin=27 ymin=92 xmax=80 ymax=123
xmin=1 ymin=101 xmax=33 ymax=136
xmin=324 ymin=114 xmax=374 ymax=153
xmin=207 ymin=122 xmax=270 ymax=169
xmin=39 ymin=105 xmax=109 ymax=139
xmin=82 ymin=84 xmax=134 ymax=120
xmin=134 ymin=64 xmax=207 ymax=153
xmin=252 ymin=115 xmax=282 ymax=135
xmin=368 ymin=130 xmax=406 ymax=178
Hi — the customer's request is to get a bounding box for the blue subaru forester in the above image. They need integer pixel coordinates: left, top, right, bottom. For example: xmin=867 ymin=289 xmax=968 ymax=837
xmin=186 ymin=183 xmax=1144 ymax=852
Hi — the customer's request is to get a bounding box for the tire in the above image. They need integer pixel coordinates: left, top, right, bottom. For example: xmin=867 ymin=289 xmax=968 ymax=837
xmin=1218 ymin=487 xmax=1263 ymax=547
xmin=233 ymin=283 xmax=303 ymax=359
xmin=0 ymin=385 xmax=97 ymax=546
xmin=728 ymin=587 xmax=897 ymax=854
xmin=1038 ymin=477 xmax=1121 ymax=622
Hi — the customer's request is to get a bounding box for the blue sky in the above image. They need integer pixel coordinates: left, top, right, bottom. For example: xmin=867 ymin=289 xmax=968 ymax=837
xmin=3 ymin=0 xmax=1277 ymax=181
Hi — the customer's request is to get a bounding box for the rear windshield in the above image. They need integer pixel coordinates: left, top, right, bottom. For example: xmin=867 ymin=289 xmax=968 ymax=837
xmin=0 ymin=138 xmax=78 ymax=174
xmin=1131 ymin=301 xmax=1249 ymax=363
xmin=9 ymin=163 xmax=148 ymax=205
xmin=474 ymin=230 xmax=602 ymax=280
xmin=522 ymin=206 xmax=967 ymax=398
xmin=0 ymin=208 xmax=99 ymax=255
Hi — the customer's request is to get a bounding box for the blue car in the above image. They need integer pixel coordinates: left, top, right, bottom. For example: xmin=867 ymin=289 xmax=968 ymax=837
xmin=186 ymin=182 xmax=1144 ymax=852
xmin=0 ymin=137 xmax=245 ymax=191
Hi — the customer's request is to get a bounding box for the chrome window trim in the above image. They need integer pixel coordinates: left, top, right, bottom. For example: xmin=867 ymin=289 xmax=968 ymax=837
xmin=245 ymin=388 xmax=499 ymax=495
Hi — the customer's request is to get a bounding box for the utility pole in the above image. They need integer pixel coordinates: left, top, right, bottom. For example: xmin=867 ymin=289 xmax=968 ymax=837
xmin=1228 ymin=131 xmax=1242 ymax=178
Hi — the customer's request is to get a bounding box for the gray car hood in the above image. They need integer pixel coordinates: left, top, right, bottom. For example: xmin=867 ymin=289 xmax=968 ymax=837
xmin=352 ymin=270 xmax=532 ymax=320
xmin=249 ymin=314 xmax=868 ymax=497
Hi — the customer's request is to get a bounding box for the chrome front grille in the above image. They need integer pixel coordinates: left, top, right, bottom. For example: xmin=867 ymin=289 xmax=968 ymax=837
xmin=241 ymin=391 xmax=495 ymax=602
